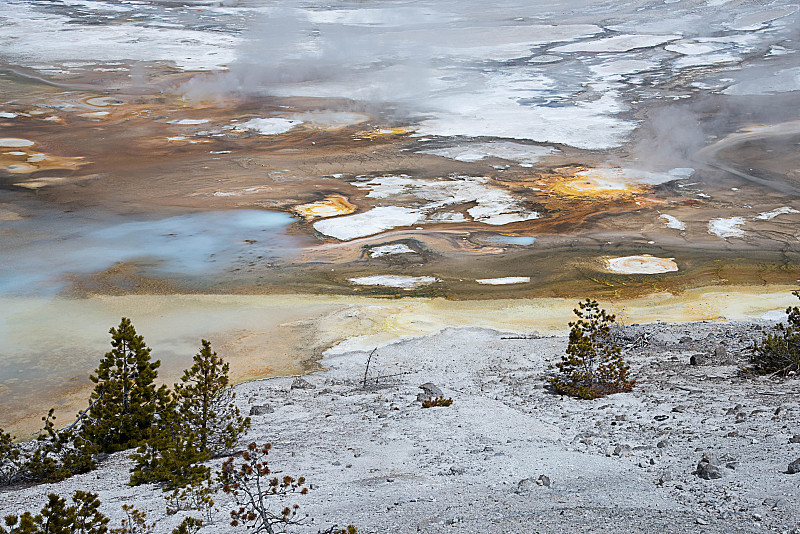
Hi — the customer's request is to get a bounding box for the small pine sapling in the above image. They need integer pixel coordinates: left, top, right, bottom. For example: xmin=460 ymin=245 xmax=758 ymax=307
xmin=219 ymin=443 xmax=308 ymax=533
xmin=70 ymin=492 xmax=109 ymax=534
xmin=27 ymin=494 xmax=73 ymax=534
xmin=25 ymin=409 xmax=95 ymax=483
xmin=0 ymin=428 xmax=25 ymax=486
xmin=82 ymin=318 xmax=171 ymax=453
xmin=110 ymin=505 xmax=154 ymax=534
xmin=171 ymin=517 xmax=203 ymax=534
xmin=550 ymin=299 xmax=635 ymax=399
xmin=164 ymin=478 xmax=216 ymax=523
xmin=1 ymin=409 xmax=96 ymax=487
xmin=750 ymin=289 xmax=800 ymax=377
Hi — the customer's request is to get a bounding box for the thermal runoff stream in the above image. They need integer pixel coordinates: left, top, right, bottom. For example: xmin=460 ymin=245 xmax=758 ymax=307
xmin=1 ymin=0 xmax=799 ymax=433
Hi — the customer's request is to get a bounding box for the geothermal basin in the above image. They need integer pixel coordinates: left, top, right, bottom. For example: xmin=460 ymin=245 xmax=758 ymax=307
xmin=1 ymin=0 xmax=799 ymax=434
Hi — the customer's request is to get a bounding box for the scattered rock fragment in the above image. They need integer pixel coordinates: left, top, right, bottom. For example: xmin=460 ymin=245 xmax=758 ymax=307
xmin=249 ymin=404 xmax=273 ymax=416
xmin=417 ymin=382 xmax=443 ymax=401
xmin=613 ymin=444 xmax=631 ymax=456
xmin=762 ymin=497 xmax=788 ymax=509
xmin=690 ymin=354 xmax=706 ymax=366
xmin=726 ymin=404 xmax=743 ymax=415
xmin=789 ymin=434 xmax=800 ymax=444
xmin=291 ymin=377 xmax=315 ymax=389
xmin=696 ymin=453 xmax=723 ymax=479
xmin=516 ymin=475 xmax=550 ymax=492
xmin=449 ymin=465 xmax=466 ymax=475
xmin=788 ymin=458 xmax=800 ymax=474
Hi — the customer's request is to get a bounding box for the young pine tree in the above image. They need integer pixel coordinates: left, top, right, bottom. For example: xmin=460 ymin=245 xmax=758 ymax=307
xmin=174 ymin=339 xmax=250 ymax=456
xmin=550 ymin=299 xmax=635 ymax=399
xmin=81 ymin=318 xmax=170 ymax=453
xmin=130 ymin=340 xmax=249 ymax=488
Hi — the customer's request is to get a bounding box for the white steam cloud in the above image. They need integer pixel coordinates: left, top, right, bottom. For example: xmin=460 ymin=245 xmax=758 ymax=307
xmin=175 ymin=0 xmax=799 ymax=155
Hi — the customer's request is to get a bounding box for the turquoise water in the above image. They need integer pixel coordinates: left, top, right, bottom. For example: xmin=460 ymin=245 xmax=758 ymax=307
xmin=482 ymin=234 xmax=536 ymax=246
xmin=0 ymin=206 xmax=297 ymax=296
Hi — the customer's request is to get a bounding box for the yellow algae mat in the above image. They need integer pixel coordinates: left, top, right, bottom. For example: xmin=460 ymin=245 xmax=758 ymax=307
xmin=1 ymin=285 xmax=794 ymax=435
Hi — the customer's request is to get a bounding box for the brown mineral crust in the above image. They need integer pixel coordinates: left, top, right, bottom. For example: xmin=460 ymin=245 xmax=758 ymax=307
xmin=1 ymin=75 xmax=800 ymax=304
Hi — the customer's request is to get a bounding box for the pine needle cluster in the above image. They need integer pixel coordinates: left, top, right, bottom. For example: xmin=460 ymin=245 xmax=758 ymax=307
xmin=1 ymin=491 xmax=108 ymax=534
xmin=0 ymin=492 xmax=166 ymax=534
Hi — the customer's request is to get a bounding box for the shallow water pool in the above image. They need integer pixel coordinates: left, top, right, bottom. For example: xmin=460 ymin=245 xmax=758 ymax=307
xmin=0 ymin=206 xmax=298 ymax=296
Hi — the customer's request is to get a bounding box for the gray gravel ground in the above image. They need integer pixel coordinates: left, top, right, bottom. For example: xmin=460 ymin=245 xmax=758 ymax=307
xmin=1 ymin=321 xmax=799 ymax=533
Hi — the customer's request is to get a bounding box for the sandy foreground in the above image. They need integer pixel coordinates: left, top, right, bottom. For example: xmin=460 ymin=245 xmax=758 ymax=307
xmin=1 ymin=319 xmax=798 ymax=533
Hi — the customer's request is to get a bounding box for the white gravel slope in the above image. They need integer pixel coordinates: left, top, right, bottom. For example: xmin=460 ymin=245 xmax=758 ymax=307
xmin=1 ymin=324 xmax=799 ymax=534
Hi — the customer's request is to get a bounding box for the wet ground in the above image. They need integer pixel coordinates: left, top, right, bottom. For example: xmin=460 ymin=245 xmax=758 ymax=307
xmin=1 ymin=83 xmax=799 ymax=301
xmin=1 ymin=285 xmax=798 ymax=436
